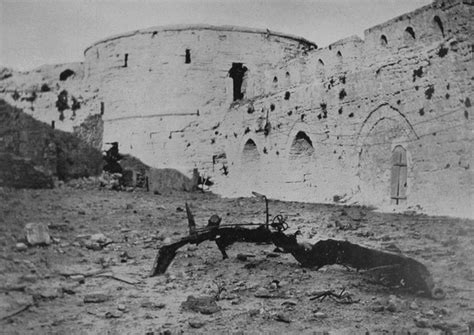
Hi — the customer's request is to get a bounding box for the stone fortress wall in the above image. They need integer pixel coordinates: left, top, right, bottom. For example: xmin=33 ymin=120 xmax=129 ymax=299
xmin=0 ymin=0 xmax=472 ymax=218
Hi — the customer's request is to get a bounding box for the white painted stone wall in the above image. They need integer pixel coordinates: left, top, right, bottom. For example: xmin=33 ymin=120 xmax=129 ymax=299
xmin=1 ymin=0 xmax=471 ymax=218
xmin=83 ymin=25 xmax=315 ymax=171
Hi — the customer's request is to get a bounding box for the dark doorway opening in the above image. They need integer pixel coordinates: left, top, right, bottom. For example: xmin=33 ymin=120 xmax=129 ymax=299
xmin=229 ymin=63 xmax=247 ymax=101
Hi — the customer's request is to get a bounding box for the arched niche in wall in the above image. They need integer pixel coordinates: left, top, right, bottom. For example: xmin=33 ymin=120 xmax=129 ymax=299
xmin=284 ymin=126 xmax=316 ymax=183
xmin=242 ymin=138 xmax=260 ymax=164
xmin=404 ymin=27 xmax=416 ymax=43
xmin=433 ymin=16 xmax=445 ymax=38
xmin=289 ymin=131 xmax=314 ymax=160
xmin=239 ymin=137 xmax=262 ymax=192
xmin=356 ymin=103 xmax=417 ymax=206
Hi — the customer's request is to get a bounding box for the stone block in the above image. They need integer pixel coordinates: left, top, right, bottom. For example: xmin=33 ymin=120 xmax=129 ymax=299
xmin=25 ymin=222 xmax=51 ymax=246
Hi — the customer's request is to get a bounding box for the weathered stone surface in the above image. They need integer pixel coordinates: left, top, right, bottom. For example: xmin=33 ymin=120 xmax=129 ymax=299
xmin=25 ymin=222 xmax=51 ymax=246
xmin=0 ymin=2 xmax=472 ymax=218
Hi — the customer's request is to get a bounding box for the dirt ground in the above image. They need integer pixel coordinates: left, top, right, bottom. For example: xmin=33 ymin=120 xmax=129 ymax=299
xmin=0 ymin=183 xmax=473 ymax=334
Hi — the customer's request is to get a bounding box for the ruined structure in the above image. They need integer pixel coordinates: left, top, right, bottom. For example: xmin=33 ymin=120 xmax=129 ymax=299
xmin=0 ymin=0 xmax=472 ymax=218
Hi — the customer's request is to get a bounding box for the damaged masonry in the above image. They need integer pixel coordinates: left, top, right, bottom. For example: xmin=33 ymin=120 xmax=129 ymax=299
xmin=0 ymin=0 xmax=473 ymax=333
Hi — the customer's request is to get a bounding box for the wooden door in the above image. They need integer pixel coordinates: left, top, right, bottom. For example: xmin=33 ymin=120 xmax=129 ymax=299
xmin=391 ymin=146 xmax=407 ymax=204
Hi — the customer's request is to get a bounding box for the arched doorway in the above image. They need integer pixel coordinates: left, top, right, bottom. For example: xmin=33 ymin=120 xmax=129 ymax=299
xmin=357 ymin=104 xmax=417 ymax=206
xmin=391 ymin=146 xmax=407 ymax=205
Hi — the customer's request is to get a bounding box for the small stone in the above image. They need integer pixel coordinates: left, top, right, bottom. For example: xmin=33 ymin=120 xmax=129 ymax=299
xmin=105 ymin=310 xmax=122 ymax=318
xmin=90 ymin=233 xmax=107 ymax=243
xmin=15 ymin=242 xmax=28 ymax=251
xmin=275 ymin=313 xmax=291 ymax=323
xmin=425 ymin=310 xmax=435 ymax=317
xmin=163 ymin=237 xmax=172 ymax=244
xmin=70 ymin=275 xmax=85 ymax=283
xmin=25 ymin=222 xmax=51 ymax=245
xmin=314 ymin=312 xmax=328 ymax=319
xmin=117 ymin=304 xmax=126 ymax=311
xmin=409 ymin=301 xmax=419 ymax=310
xmin=83 ymin=292 xmax=109 ymax=303
xmin=414 ymin=317 xmax=430 ymax=328
xmin=126 ymin=203 xmax=133 ymax=210
xmin=386 ymin=295 xmax=406 ymax=312
xmin=189 ymin=320 xmax=206 ymax=329
xmin=248 ymin=309 xmax=259 ymax=317
xmin=181 ymin=295 xmax=221 ymax=315
xmin=370 ymin=300 xmax=385 ymax=312
xmin=270 ymin=282 xmax=278 ymax=290
xmin=266 ymin=252 xmax=280 ymax=258
xmin=39 ymin=287 xmax=63 ymax=299
xmin=254 ymin=287 xmax=271 ymax=297
xmin=236 ymin=253 xmax=248 ymax=261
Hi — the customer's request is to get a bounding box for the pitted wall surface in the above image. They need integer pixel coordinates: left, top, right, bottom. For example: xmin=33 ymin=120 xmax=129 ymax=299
xmin=0 ymin=1 xmax=472 ymax=218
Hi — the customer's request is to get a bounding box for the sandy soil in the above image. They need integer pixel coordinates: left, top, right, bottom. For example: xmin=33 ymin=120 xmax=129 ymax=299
xmin=0 ymin=184 xmax=473 ymax=334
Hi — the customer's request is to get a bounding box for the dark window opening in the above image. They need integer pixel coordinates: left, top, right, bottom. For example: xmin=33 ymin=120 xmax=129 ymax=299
xmin=123 ymin=54 xmax=128 ymax=67
xmin=59 ymin=69 xmax=75 ymax=81
xmin=433 ymin=16 xmax=445 ymax=37
xmin=51 ymin=121 xmax=55 ymax=129
xmin=405 ymin=27 xmax=416 ymax=40
xmin=100 ymin=102 xmax=105 ymax=115
xmin=185 ymin=49 xmax=191 ymax=64
xmin=285 ymin=71 xmax=290 ymax=77
xmin=336 ymin=51 xmax=342 ymax=57
xmin=380 ymin=34 xmax=388 ymax=46
xmin=284 ymin=91 xmax=290 ymax=100
xmin=273 ymin=76 xmax=278 ymax=83
xmin=318 ymin=59 xmax=324 ymax=66
xmin=229 ymin=63 xmax=247 ymax=101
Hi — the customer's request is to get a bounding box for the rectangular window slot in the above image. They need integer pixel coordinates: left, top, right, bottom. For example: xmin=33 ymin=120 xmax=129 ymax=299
xmin=185 ymin=49 xmax=191 ymax=64
xmin=124 ymin=54 xmax=128 ymax=67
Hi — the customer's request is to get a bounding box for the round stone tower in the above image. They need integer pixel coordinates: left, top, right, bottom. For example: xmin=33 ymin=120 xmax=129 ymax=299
xmin=83 ymin=24 xmax=316 ymax=171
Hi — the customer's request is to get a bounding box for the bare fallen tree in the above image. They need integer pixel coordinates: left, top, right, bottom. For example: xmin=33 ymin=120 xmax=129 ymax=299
xmin=150 ymin=195 xmax=443 ymax=299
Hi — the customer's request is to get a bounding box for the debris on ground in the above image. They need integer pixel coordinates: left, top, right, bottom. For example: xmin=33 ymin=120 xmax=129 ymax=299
xmin=25 ymin=222 xmax=51 ymax=246
xmin=151 ymin=199 xmax=439 ymax=298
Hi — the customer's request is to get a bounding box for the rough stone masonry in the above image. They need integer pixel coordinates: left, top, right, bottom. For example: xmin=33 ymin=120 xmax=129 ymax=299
xmin=0 ymin=0 xmax=472 ymax=218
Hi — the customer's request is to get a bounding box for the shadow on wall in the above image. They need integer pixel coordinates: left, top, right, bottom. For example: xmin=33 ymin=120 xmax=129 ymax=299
xmin=146 ymin=168 xmax=199 ymax=194
xmin=0 ymin=99 xmax=103 ymax=188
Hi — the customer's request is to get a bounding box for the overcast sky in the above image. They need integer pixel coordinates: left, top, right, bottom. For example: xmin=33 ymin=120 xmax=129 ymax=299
xmin=0 ymin=0 xmax=431 ymax=71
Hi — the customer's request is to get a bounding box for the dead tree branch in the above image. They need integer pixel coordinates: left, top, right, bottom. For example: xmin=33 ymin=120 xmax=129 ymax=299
xmin=150 ymin=203 xmax=437 ymax=298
